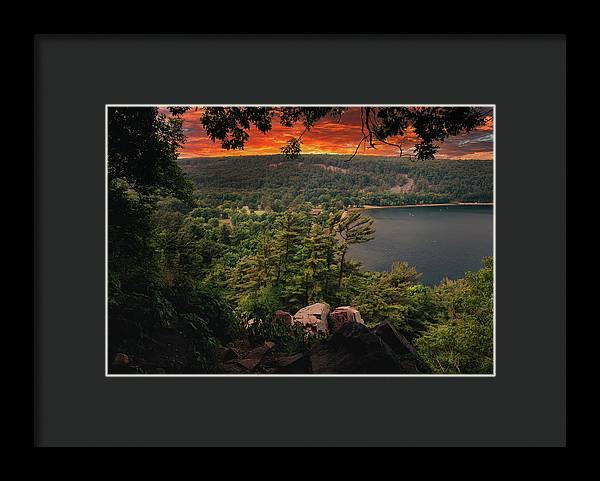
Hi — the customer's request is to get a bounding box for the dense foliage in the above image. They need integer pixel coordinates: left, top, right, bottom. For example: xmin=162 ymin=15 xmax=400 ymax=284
xmin=108 ymin=108 xmax=494 ymax=374
xmin=108 ymin=107 xmax=240 ymax=373
xmin=150 ymin=201 xmax=494 ymax=373
xmin=415 ymin=257 xmax=494 ymax=373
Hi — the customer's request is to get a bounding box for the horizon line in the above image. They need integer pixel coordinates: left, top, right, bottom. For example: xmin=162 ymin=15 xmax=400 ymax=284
xmin=177 ymin=153 xmax=494 ymax=161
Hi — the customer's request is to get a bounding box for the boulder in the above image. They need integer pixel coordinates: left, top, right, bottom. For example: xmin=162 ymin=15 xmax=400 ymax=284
xmin=309 ymin=321 xmax=419 ymax=374
xmin=371 ymin=322 xmax=426 ymax=373
xmin=112 ymin=353 xmax=129 ymax=366
xmin=221 ymin=361 xmax=247 ymax=374
xmin=223 ymin=341 xmax=275 ymax=373
xmin=293 ymin=302 xmax=330 ymax=335
xmin=274 ymin=353 xmax=310 ymax=374
xmin=329 ymin=306 xmax=364 ymax=332
xmin=222 ymin=346 xmax=242 ymax=362
xmin=272 ymin=310 xmax=293 ymax=326
xmin=235 ymin=358 xmax=264 ymax=371
xmin=371 ymin=322 xmax=416 ymax=356
xmin=109 ymin=352 xmax=138 ymax=374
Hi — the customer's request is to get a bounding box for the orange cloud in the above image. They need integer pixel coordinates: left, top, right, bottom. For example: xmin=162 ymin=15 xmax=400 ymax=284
xmin=478 ymin=115 xmax=494 ymax=132
xmin=175 ymin=107 xmax=494 ymax=160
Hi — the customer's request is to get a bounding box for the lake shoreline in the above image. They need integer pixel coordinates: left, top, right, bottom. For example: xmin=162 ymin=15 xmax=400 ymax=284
xmin=348 ymin=202 xmax=493 ymax=284
xmin=353 ymin=202 xmax=494 ymax=211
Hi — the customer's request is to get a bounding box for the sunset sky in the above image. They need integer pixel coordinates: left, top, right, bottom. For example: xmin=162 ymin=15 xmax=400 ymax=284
xmin=176 ymin=107 xmax=494 ymax=160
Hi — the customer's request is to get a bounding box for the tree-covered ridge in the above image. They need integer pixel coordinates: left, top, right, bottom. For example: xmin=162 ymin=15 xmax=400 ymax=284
xmin=179 ymin=154 xmax=493 ymax=210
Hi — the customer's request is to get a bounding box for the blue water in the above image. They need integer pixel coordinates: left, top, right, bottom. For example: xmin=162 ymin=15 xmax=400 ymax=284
xmin=348 ymin=205 xmax=493 ymax=285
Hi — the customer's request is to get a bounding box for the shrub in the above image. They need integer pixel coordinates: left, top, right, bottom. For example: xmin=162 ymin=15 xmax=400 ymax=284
xmin=248 ymin=317 xmax=321 ymax=354
xmin=415 ymin=257 xmax=493 ymax=374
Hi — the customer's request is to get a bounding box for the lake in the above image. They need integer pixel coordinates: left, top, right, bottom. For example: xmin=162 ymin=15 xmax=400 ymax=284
xmin=348 ymin=205 xmax=493 ymax=285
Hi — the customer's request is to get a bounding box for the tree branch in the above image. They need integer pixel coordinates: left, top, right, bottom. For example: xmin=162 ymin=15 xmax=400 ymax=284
xmin=344 ymin=134 xmax=370 ymax=162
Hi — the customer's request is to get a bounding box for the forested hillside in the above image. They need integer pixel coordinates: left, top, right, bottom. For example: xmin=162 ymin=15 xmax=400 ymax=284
xmin=179 ymin=154 xmax=493 ymax=210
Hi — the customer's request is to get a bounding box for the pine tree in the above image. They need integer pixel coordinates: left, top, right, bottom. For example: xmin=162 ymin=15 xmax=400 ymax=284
xmin=336 ymin=211 xmax=375 ymax=288
xmin=232 ymin=231 xmax=277 ymax=292
xmin=219 ymin=223 xmax=231 ymax=245
xmin=302 ymin=224 xmax=329 ymax=304
xmin=273 ymin=210 xmax=307 ymax=284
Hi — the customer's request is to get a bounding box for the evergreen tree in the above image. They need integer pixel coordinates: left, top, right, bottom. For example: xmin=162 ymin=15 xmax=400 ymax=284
xmin=273 ymin=210 xmax=307 ymax=284
xmin=335 ymin=211 xmax=375 ymax=288
xmin=232 ymin=230 xmax=277 ymax=292
xmin=302 ymin=224 xmax=329 ymax=304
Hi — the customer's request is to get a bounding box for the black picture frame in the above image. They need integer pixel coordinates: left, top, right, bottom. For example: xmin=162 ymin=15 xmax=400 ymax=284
xmin=34 ymin=34 xmax=566 ymax=447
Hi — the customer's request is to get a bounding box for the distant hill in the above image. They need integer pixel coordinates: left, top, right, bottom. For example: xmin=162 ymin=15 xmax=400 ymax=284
xmin=178 ymin=154 xmax=493 ymax=209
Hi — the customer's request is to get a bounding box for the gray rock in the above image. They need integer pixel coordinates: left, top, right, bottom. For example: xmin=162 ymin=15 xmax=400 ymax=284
xmin=293 ymin=303 xmax=330 ymax=335
xmin=272 ymin=310 xmax=293 ymax=326
xmin=329 ymin=306 xmax=364 ymax=333
xmin=371 ymin=322 xmax=427 ymax=373
xmin=222 ymin=347 xmax=242 ymax=362
xmin=274 ymin=353 xmax=310 ymax=374
xmin=223 ymin=341 xmax=275 ymax=373
xmin=371 ymin=322 xmax=417 ymax=356
xmin=112 ymin=352 xmax=129 ymax=366
xmin=309 ymin=322 xmax=418 ymax=374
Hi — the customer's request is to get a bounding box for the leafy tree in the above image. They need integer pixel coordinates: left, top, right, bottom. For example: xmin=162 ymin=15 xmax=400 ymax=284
xmin=218 ymin=223 xmax=231 ymax=245
xmin=108 ymin=107 xmax=192 ymax=199
xmin=415 ymin=257 xmax=494 ymax=374
xmin=335 ymin=211 xmax=375 ymax=288
xmin=348 ymin=262 xmax=426 ymax=338
xmin=300 ymin=224 xmax=336 ymax=305
xmin=400 ymin=284 xmax=435 ymax=337
xmin=108 ymin=107 xmax=239 ymax=372
xmin=108 ymin=107 xmax=193 ymax=338
xmin=281 ymin=137 xmax=303 ymax=160
xmin=351 ymin=272 xmax=406 ymax=327
xmin=232 ymin=231 xmax=277 ymax=292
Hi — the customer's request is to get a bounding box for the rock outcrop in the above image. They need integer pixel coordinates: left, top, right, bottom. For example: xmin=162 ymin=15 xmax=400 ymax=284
xmin=328 ymin=306 xmax=364 ymax=333
xmin=371 ymin=322 xmax=416 ymax=356
xmin=309 ymin=322 xmax=419 ymax=374
xmin=273 ymin=353 xmax=310 ymax=374
xmin=272 ymin=310 xmax=293 ymax=326
xmin=215 ymin=305 xmax=426 ymax=375
xmin=371 ymin=322 xmax=424 ymax=373
xmin=222 ymin=341 xmax=275 ymax=374
xmin=221 ymin=346 xmax=242 ymax=362
xmin=292 ymin=302 xmax=330 ymax=335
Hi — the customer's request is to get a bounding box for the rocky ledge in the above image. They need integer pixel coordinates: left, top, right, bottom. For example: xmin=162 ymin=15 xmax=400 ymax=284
xmin=216 ymin=302 xmax=425 ymax=375
xmin=109 ymin=303 xmax=426 ymax=375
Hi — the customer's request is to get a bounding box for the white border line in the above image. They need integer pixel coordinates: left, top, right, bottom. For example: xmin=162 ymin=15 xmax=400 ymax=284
xmin=105 ymin=104 xmax=496 ymax=378
xmin=493 ymin=104 xmax=497 ymax=376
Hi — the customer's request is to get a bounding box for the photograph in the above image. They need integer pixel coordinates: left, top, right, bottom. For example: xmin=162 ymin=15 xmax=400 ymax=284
xmin=107 ymin=105 xmax=495 ymax=376
xmin=36 ymin=33 xmax=566 ymax=447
